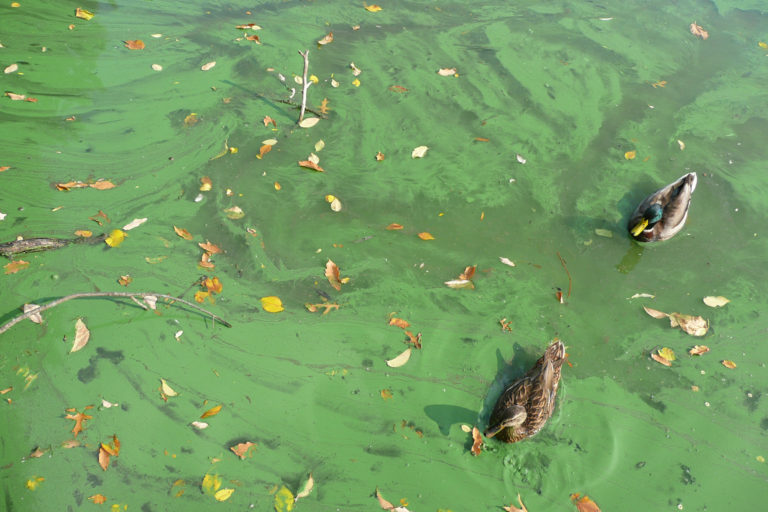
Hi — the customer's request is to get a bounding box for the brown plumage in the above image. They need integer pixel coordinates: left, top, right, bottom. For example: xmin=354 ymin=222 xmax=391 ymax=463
xmin=628 ymin=172 xmax=697 ymax=242
xmin=484 ymin=340 xmax=565 ymax=443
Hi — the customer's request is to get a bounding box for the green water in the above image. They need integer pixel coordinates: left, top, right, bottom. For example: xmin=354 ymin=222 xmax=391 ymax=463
xmin=2 ymin=0 xmax=767 ymax=510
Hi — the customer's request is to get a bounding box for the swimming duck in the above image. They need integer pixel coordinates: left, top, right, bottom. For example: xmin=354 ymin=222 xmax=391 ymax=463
xmin=484 ymin=340 xmax=565 ymax=443
xmin=628 ymin=172 xmax=698 ymax=242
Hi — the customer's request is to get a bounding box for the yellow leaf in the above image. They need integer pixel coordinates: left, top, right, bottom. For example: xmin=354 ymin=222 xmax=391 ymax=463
xmin=26 ymin=477 xmax=44 ymax=491
xmin=274 ymin=485 xmax=295 ymax=512
xmin=364 ymin=3 xmax=382 ymax=12
xmin=760 ymin=41 xmax=768 ymax=49
xmin=105 ymin=229 xmax=126 ymax=247
xmin=261 ymin=296 xmax=285 ymax=313
xmin=722 ymin=360 xmax=737 ymax=369
xmin=624 ymin=150 xmax=636 ymax=160
xmin=201 ymin=404 xmax=222 ymax=419
xmin=352 ymin=78 xmax=361 ymax=87
xmin=201 ymin=474 xmax=222 ymax=495
xmin=380 ymin=389 xmax=393 ymax=400
xmin=214 ymin=488 xmax=235 ymax=501
xmin=418 ymin=232 xmax=435 ymax=240
xmin=658 ymin=347 xmax=676 ymax=361
xmin=309 ymin=74 xmax=319 ymax=84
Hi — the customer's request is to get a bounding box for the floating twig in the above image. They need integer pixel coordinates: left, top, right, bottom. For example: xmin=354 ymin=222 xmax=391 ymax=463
xmin=297 ymin=49 xmax=311 ymax=123
xmin=274 ymin=99 xmax=327 ymax=119
xmin=0 ymin=292 xmax=231 ymax=335
xmin=557 ymin=251 xmax=572 ymax=298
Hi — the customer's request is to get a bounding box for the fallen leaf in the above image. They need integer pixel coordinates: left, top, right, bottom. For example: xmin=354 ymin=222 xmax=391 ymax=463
xmin=643 ymin=306 xmax=669 ymax=319
xmin=26 ymin=477 xmax=44 ymax=491
xmin=4 ymin=260 xmax=30 ymax=274
xmin=380 ymin=389 xmax=393 ymax=400
xmin=651 ymin=351 xmax=672 ymax=367
xmin=386 ymin=348 xmax=412 ymax=368
xmin=375 ymin=151 xmax=385 ymax=161
xmin=215 ymin=488 xmax=235 ymax=502
xmin=274 ymin=486 xmax=295 ymax=512
xmin=90 ymin=180 xmax=116 ymax=190
xmin=75 ymin=7 xmax=94 ymax=20
xmin=689 ymin=345 xmax=710 ymax=356
xmin=88 ymin=494 xmax=107 ymax=504
xmin=499 ymin=257 xmax=516 ymax=267
xmin=658 ymin=347 xmax=676 ymax=361
xmin=722 ymin=360 xmax=737 ymax=369
xmin=174 ymin=226 xmax=193 ymax=240
xmin=62 ymin=439 xmax=81 ymax=448
xmin=124 ymin=40 xmax=145 ymax=50
xmin=352 ymin=78 xmax=361 ymax=87
xmin=411 ymin=145 xmax=429 ymax=158
xmin=677 ymin=139 xmax=685 ymax=150
xmin=98 ymin=445 xmax=111 ymax=471
xmin=261 ymin=296 xmax=285 ymax=313
xmin=29 ymin=447 xmax=45 ymax=458
xmin=471 ymin=426 xmax=482 ymax=456
xmin=386 ymin=223 xmax=403 ymax=230
xmin=325 ymin=259 xmax=343 ymax=290
xmin=516 ymin=153 xmax=527 ymax=164
xmin=571 ymin=493 xmax=601 ymax=512
xmin=160 ymin=378 xmax=178 ymax=397
xmin=224 ymin=206 xmax=245 ymax=219
xmin=364 ymin=4 xmax=383 ymax=12
xmin=201 ymin=61 xmax=216 ymax=71
xmin=0 ymin=166 xmax=10 ymax=172
xmin=624 ymin=150 xmax=636 ymax=160
xmin=200 ymin=176 xmax=213 ymax=191
xmin=404 ymin=331 xmax=422 ymax=349
xmin=74 ymin=229 xmax=92 ymax=237
xmin=299 ymin=117 xmax=320 ymax=128
xmin=690 ymin=22 xmax=709 ymax=40
xmin=389 ymin=317 xmax=410 ymax=329
xmin=437 ymin=67 xmax=457 ymax=76
xmin=201 ymin=404 xmax=222 ymax=419
xmin=235 ymin=23 xmax=262 ymax=30
xmin=71 ymin=318 xmax=90 ymax=353
xmin=4 ymin=63 xmax=18 ymax=74
xmin=459 ymin=265 xmax=476 ymax=280
xmin=417 ymin=232 xmax=434 ymax=240
xmin=152 ymin=63 xmax=162 ymax=71
xmin=703 ymin=296 xmax=730 ymax=308
xmin=669 ymin=312 xmax=709 ymax=336
xmin=329 ymin=197 xmax=342 ymax=211
xmin=445 ymin=279 xmax=473 ymax=289
xmin=760 ymin=41 xmax=768 ymax=49
xmin=190 ymin=421 xmax=208 ymax=430
xmin=295 ymin=474 xmax=314 ymax=502
xmin=263 ymin=115 xmax=276 ymax=127
xmin=257 ymin=144 xmax=272 ymax=159
xmin=503 ymin=493 xmax=529 ymax=512
xmin=475 ymin=137 xmax=490 ymax=142
xmin=23 ymin=304 xmax=43 ymax=324
xmin=201 ymin=474 xmax=222 ymax=495
xmin=105 ymin=229 xmax=126 ymax=247
xmin=199 ymin=241 xmax=222 ymax=253
xmin=230 ymin=441 xmax=256 ymax=459
xmin=122 ymin=217 xmax=146 ymax=230
xmin=298 ymin=160 xmax=324 ymax=172
xmin=629 ymin=293 xmax=655 ymax=299
xmin=245 ymin=34 xmax=260 ymax=43
xmin=65 ymin=408 xmax=93 ymax=437
xmin=317 ymin=32 xmax=333 ymax=45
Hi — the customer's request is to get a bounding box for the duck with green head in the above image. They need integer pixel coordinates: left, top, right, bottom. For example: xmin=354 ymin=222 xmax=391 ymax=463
xmin=628 ymin=172 xmax=697 ymax=242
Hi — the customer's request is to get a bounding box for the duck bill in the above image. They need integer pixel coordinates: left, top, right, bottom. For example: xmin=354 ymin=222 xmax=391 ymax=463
xmin=630 ymin=218 xmax=649 ymax=237
xmin=483 ymin=424 xmax=504 ymax=438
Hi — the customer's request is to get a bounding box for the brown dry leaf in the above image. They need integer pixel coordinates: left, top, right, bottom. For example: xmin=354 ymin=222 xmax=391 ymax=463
xmin=257 ymin=144 xmax=272 ymax=159
xmin=386 ymin=348 xmax=412 ymax=368
xmin=503 ymin=493 xmax=529 ymax=512
xmin=317 ymin=32 xmax=333 ymax=45
xmin=29 ymin=447 xmax=46 ymax=458
xmin=417 ymin=232 xmax=434 ymax=240
xmin=174 ymin=226 xmax=193 ymax=240
xmin=471 ymin=426 xmax=482 ymax=456
xmin=571 ymin=493 xmax=601 ymax=512
xmin=375 ymin=151 xmax=385 ymax=161
xmin=201 ymin=404 xmax=222 ymax=419
xmin=298 ymin=160 xmax=324 ymax=172
xmin=61 ymin=439 xmax=81 ymax=449
xmin=263 ymin=115 xmax=276 ymax=127
xmin=98 ymin=445 xmax=111 ymax=471
xmin=388 ymin=317 xmax=410 ymax=329
xmin=245 ymin=34 xmax=260 ymax=43
xmin=318 ymin=97 xmax=330 ymax=115
xmin=89 ymin=494 xmax=107 ymax=504
xmin=669 ymin=312 xmax=709 ymax=336
xmin=230 ymin=441 xmax=257 ymax=459
xmin=124 ymin=40 xmax=145 ymax=50
xmin=4 ymin=260 xmax=30 ymax=274
xmin=325 ymin=259 xmax=343 ymax=291
xmin=690 ymin=22 xmax=709 ymax=40
xmin=689 ymin=345 xmax=710 ymax=356
xmin=89 ymin=180 xmax=116 ymax=190
xmin=200 ymin=176 xmax=213 ymax=191
xmin=386 ymin=223 xmax=403 ymax=230
xmin=118 ymin=275 xmax=132 ymax=286
xmin=459 ymin=265 xmax=476 ymax=280
xmin=65 ymin=408 xmax=93 ymax=437
xmin=722 ymin=360 xmax=737 ymax=369
xmin=199 ymin=240 xmax=222 ymax=254
xmin=71 ymin=318 xmax=90 ymax=353
xmin=404 ymin=331 xmax=422 ymax=349
xmin=0 ymin=387 xmax=12 ymax=395
xmin=651 ymin=352 xmax=672 ymax=367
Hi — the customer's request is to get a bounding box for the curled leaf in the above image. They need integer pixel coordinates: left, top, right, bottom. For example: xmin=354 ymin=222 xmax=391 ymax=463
xmin=160 ymin=378 xmax=178 ymax=397
xmin=295 ymin=473 xmax=314 ymax=502
xmin=325 ymin=259 xmax=343 ymax=290
xmin=386 ymin=348 xmax=412 ymax=368
xmin=651 ymin=350 xmax=672 ymax=367
xmin=23 ymin=303 xmax=43 ymax=324
xmin=298 ymin=160 xmax=324 ymax=172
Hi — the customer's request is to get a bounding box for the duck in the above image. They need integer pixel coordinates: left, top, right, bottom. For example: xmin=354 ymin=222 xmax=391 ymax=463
xmin=628 ymin=172 xmax=698 ymax=242
xmin=484 ymin=339 xmax=565 ymax=443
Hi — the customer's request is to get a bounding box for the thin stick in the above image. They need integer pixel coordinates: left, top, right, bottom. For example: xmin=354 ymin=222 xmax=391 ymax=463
xmin=274 ymin=99 xmax=326 ymax=118
xmin=297 ymin=49 xmax=311 ymax=122
xmin=0 ymin=292 xmax=232 ymax=335
xmin=556 ymin=252 xmax=572 ymax=298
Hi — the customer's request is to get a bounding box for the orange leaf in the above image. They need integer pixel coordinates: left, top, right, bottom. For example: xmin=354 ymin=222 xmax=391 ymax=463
xmin=404 ymin=330 xmax=422 ymax=349
xmin=651 ymin=352 xmax=672 ymax=367
xmin=174 ymin=226 xmax=193 ymax=240
xmin=385 ymin=223 xmax=403 ymax=230
xmin=245 ymin=34 xmax=261 ymax=43
xmin=124 ymin=40 xmax=145 ymax=50
xmin=689 ymin=345 xmax=710 ymax=356
xmin=203 ymin=276 xmax=223 ymax=294
xmin=89 ymin=180 xmax=116 ymax=190
xmin=570 ymin=494 xmax=601 ymax=512
xmin=388 ymin=85 xmax=408 ymax=93
xmin=298 ymin=160 xmax=324 ymax=172
xmin=263 ymin=115 xmax=276 ymax=127
xmin=325 ymin=259 xmax=342 ymax=291
xmin=470 ymin=426 xmax=482 ymax=456
xmin=89 ymin=494 xmax=107 ymax=504
xmin=4 ymin=260 xmax=29 ymax=274
xmin=194 ymin=290 xmax=210 ymax=303
xmin=375 ymin=151 xmax=385 ymax=161
xmin=0 ymin=166 xmax=10 ymax=172
xmin=380 ymin=389 xmax=393 ymax=400
xmin=722 ymin=360 xmax=737 ymax=369
xmin=417 ymin=232 xmax=435 ymax=240
xmin=475 ymin=137 xmax=490 ymax=142
xmin=199 ymin=252 xmax=215 ymax=269
xmin=198 ymin=241 xmax=222 ymax=254
xmin=257 ymin=144 xmax=272 ymax=159
xmin=65 ymin=409 xmax=93 ymax=437
xmin=459 ymin=265 xmax=476 ymax=280
xmin=201 ymin=404 xmax=222 ymax=419
xmin=74 ymin=230 xmax=92 ymax=237
xmin=624 ymin=150 xmax=636 ymax=160
xmin=388 ymin=317 xmax=410 ymax=329
xmin=98 ymin=445 xmax=110 ymax=471
xmin=230 ymin=441 xmax=257 ymax=459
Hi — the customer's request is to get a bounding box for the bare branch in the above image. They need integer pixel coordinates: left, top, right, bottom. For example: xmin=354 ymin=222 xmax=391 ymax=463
xmin=297 ymin=49 xmax=311 ymax=122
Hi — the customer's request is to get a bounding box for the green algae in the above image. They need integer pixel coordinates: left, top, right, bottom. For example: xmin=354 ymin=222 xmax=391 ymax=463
xmin=1 ymin=1 xmax=767 ymax=511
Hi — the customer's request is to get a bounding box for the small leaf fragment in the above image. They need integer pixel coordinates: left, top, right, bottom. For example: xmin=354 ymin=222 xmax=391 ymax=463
xmin=88 ymin=494 xmax=107 ymax=504
xmin=71 ymin=318 xmax=90 ymax=353
xmin=230 ymin=441 xmax=256 ymax=459
xmin=317 ymin=32 xmax=333 ymax=45
xmin=388 ymin=317 xmax=410 ymax=329
xmin=261 ymin=296 xmax=285 ymax=313
xmin=325 ymin=259 xmax=343 ymax=290
xmin=445 ymin=279 xmax=474 ymax=289
xmin=690 ymin=22 xmax=709 ymax=40
xmin=677 ymin=139 xmax=685 ymax=150
xmin=689 ymin=345 xmax=710 ymax=356
xmin=75 ymin=7 xmax=94 ymax=20
xmin=595 ymin=228 xmax=613 ymax=238
xmin=499 ymin=256 xmax=516 ymax=267
xmin=4 ymin=260 xmax=29 ymax=274
xmin=503 ymin=493 xmax=529 ymax=512
xmin=386 ymin=223 xmax=403 ymax=230
xmin=651 ymin=351 xmax=672 ymax=367
xmin=643 ymin=306 xmax=669 ymax=319
xmin=224 ymin=206 xmax=245 ymax=219
xmin=386 ymin=348 xmax=412 ymax=368
xmin=437 ymin=67 xmax=457 ymax=76
xmin=298 ymin=160 xmax=324 ymax=172
xmin=658 ymin=347 xmax=676 ymax=361
xmin=703 ymin=295 xmax=730 ymax=308
xmin=4 ymin=63 xmax=18 ymax=74
xmin=124 ymin=40 xmax=145 ymax=50
xmin=624 ymin=150 xmax=636 ymax=160
xmin=364 ymin=4 xmax=383 ymax=12
xmin=571 ymin=493 xmax=601 ymax=512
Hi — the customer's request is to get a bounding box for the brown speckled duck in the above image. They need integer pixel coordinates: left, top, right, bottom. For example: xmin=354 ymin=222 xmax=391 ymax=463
xmin=484 ymin=340 xmax=565 ymax=443
xmin=628 ymin=172 xmax=698 ymax=242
